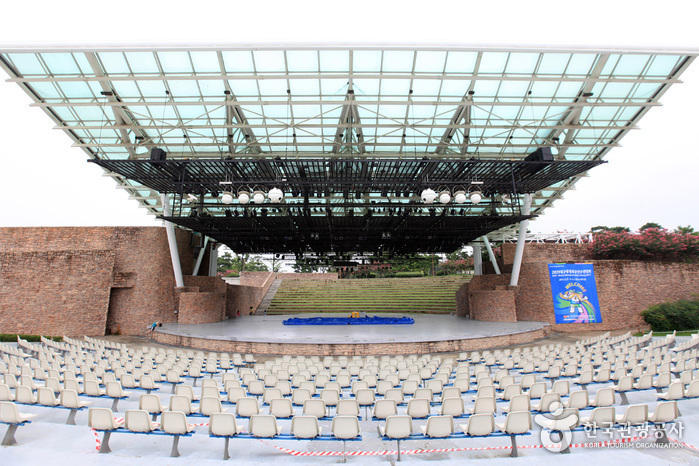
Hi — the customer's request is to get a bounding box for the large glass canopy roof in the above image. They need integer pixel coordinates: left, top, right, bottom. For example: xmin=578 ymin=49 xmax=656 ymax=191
xmin=0 ymin=45 xmax=694 ymax=253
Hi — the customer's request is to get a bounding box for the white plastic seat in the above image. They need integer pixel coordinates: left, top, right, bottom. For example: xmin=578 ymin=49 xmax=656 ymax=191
xmin=565 ymin=390 xmax=589 ymax=409
xmin=380 ymin=415 xmax=413 ymax=461
xmin=227 ymin=386 xmax=247 ymax=404
xmin=406 ymin=397 xmax=431 ymax=419
xmin=84 ymin=380 xmax=105 ymax=397
xmin=581 ymin=406 xmax=615 ymax=429
xmin=373 ymin=399 xmax=397 ymax=419
xmin=440 ymin=397 xmax=465 ymax=417
xmin=139 ymin=394 xmax=165 ymax=421
xmin=319 ymin=388 xmax=340 ymax=407
xmin=235 ymin=397 xmax=260 ymax=418
xmin=461 ymin=413 xmax=495 ymax=436
xmin=262 ymin=388 xmax=283 ymax=405
xmin=168 ymin=395 xmax=194 ymax=415
xmin=302 ymin=399 xmax=328 ymax=418
xmin=0 ymin=401 xmax=37 ymax=446
xmin=497 ymin=410 xmax=532 ymax=457
xmin=533 ymin=392 xmax=561 ymax=413
xmin=0 ymin=384 xmax=15 ymax=402
xmin=421 ymin=415 xmax=454 ymax=438
xmin=413 ymin=387 xmax=433 ymax=402
xmin=125 ymin=409 xmax=158 ymax=433
xmin=249 ymin=414 xmax=282 ymax=438
xmin=502 ymin=394 xmax=530 ymax=414
xmin=200 ymin=396 xmax=227 ymax=416
xmin=15 ymin=385 xmax=36 ymax=404
xmin=88 ymin=407 xmax=124 ymax=453
xmin=331 ymin=415 xmax=360 ymax=439
xmin=648 ymin=401 xmax=679 ymax=424
xmin=467 ymin=396 xmax=496 ymax=415
xmin=161 ymin=411 xmax=194 ymax=457
xmin=657 ymin=381 xmax=685 ymax=401
xmin=37 ymin=386 xmax=60 ymax=407
xmin=291 ymin=415 xmax=322 ymax=439
xmin=590 ymin=387 xmax=615 ymax=407
xmin=336 ymin=399 xmax=360 ymax=417
xmin=615 ymin=404 xmax=648 ymax=426
xmin=499 ymin=384 xmax=522 ymax=401
xmin=269 ymin=398 xmax=294 ymax=419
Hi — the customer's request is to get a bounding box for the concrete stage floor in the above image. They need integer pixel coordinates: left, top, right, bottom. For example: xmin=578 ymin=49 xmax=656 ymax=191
xmin=157 ymin=313 xmax=549 ymax=347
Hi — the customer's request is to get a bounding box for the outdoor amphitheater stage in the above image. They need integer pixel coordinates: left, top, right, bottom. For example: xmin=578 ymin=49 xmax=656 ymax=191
xmin=153 ymin=313 xmax=550 ymax=356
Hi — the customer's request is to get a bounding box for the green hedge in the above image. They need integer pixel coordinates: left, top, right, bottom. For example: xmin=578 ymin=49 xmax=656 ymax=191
xmin=0 ymin=334 xmax=63 ymax=342
xmin=641 ymin=298 xmax=699 ymax=332
xmin=394 ymin=272 xmax=424 ymax=278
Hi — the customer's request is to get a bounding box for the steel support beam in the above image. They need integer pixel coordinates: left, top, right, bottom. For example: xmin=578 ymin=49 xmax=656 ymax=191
xmin=192 ymin=236 xmax=209 ymax=276
xmin=482 ymin=235 xmax=501 ymax=275
xmin=472 ymin=244 xmax=483 ymax=276
xmin=509 ymin=194 xmax=532 ymax=286
xmin=161 ymin=194 xmax=184 ymax=288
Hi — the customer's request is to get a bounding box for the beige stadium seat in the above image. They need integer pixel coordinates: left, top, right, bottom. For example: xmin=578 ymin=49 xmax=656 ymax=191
xmin=421 ymin=414 xmax=454 ymax=438
xmin=580 ymin=406 xmax=615 ymax=429
xmin=200 ymin=396 xmax=228 ymax=416
xmin=15 ymin=385 xmax=37 ymax=405
xmin=1 ymin=401 xmax=37 ymax=446
xmin=467 ymin=396 xmax=496 ymax=415
xmin=373 ymin=399 xmax=397 ymax=420
xmin=336 ymin=399 xmax=360 ymax=417
xmin=290 ymin=415 xmax=322 ymax=439
xmin=302 ymin=399 xmax=327 ymax=419
xmin=406 ymin=398 xmax=431 ymax=419
xmin=168 ymin=395 xmax=194 ymax=416
xmin=226 ymin=387 xmax=247 ymax=404
xmin=564 ymin=390 xmax=589 ymax=409
xmin=139 ymin=394 xmax=165 ymax=421
xmin=269 ymin=398 xmax=294 ymax=419
xmin=496 ymin=410 xmax=532 ymax=457
xmin=615 ymin=404 xmax=648 ymax=426
xmin=125 ymin=409 xmax=158 ymax=433
xmin=88 ymin=407 xmax=124 ymax=453
xmin=161 ymin=411 xmax=194 ymax=457
xmin=460 ymin=413 xmax=495 ymax=437
xmin=379 ymin=415 xmax=413 ymax=461
xmin=37 ymin=386 xmax=60 ymax=407
xmin=502 ymin=394 xmax=530 ymax=414
xmin=249 ymin=414 xmax=282 ymax=438
xmin=209 ymin=412 xmax=243 ymax=460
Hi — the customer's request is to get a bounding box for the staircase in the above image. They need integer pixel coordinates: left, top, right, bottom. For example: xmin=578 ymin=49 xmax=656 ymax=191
xmin=266 ymin=275 xmax=471 ymax=314
xmin=256 ymin=279 xmax=283 ymax=314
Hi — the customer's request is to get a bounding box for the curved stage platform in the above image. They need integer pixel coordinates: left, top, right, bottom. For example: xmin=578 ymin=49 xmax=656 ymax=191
xmin=153 ymin=313 xmax=551 ymax=356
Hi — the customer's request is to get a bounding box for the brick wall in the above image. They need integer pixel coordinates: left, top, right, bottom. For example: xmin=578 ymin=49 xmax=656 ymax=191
xmin=502 ymin=242 xmax=590 ymax=265
xmin=178 ymin=291 xmax=226 ymax=324
xmin=470 ymin=290 xmax=518 ymax=322
xmin=0 ymin=226 xmax=198 ymax=337
xmin=456 ymin=274 xmax=510 ymax=317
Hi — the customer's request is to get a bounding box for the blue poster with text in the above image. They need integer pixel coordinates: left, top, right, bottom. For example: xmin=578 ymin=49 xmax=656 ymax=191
xmin=548 ymin=263 xmax=602 ymax=324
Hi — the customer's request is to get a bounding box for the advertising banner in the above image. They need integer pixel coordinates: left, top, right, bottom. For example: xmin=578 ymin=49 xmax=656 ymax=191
xmin=548 ymin=263 xmax=602 ymax=324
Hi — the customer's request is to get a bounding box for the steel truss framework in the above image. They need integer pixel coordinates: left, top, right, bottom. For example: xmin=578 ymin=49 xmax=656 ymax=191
xmin=0 ymin=44 xmax=695 ymax=254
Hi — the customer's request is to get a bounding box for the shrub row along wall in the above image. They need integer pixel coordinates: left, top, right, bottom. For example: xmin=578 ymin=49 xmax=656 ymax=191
xmin=459 ymin=243 xmax=699 ymax=331
xmin=0 ymin=227 xmax=200 ymax=337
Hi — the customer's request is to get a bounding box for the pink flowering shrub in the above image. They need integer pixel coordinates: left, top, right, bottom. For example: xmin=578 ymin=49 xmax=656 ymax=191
xmin=589 ymin=228 xmax=699 ymax=262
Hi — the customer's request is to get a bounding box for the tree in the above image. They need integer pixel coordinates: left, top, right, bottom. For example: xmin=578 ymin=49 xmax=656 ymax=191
xmin=591 ymin=225 xmax=630 ymax=233
xmin=292 ymin=261 xmax=327 ymax=273
xmin=270 ymin=256 xmax=283 ymax=273
xmin=674 ymin=225 xmax=696 ymax=235
xmin=217 ymin=252 xmax=269 ymax=273
xmin=640 ymin=222 xmax=663 ymax=231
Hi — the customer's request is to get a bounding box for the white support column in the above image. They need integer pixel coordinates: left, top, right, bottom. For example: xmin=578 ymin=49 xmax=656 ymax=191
xmin=482 ymin=236 xmax=501 ymax=274
xmin=160 ymin=193 xmax=184 ymax=288
xmin=510 ymin=193 xmax=532 ymax=286
xmin=192 ymin=236 xmax=209 ymax=276
xmin=472 ymin=244 xmax=483 ymax=276
xmin=208 ymin=243 xmax=219 ymax=277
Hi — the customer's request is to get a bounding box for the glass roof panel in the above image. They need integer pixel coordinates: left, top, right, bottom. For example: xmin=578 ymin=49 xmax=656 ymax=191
xmin=137 ymin=80 xmax=169 ymax=97
xmin=221 ymin=51 xmax=255 ymax=73
xmin=352 ymin=50 xmax=382 ymax=72
xmin=439 ymin=79 xmax=470 ymax=96
xmin=614 ymin=54 xmax=651 ymax=76
xmin=257 ymin=79 xmax=288 ymax=96
xmin=537 ymin=53 xmax=571 ymax=75
xmin=505 ymin=53 xmax=540 ymax=74
xmin=30 ymin=82 xmax=61 ymax=99
xmin=199 ymin=80 xmax=225 ymax=97
xmin=190 ymin=51 xmax=221 ymax=73
xmin=112 ymin=80 xmax=141 ymax=99
xmin=382 ymin=51 xmax=414 ymax=72
xmin=98 ymin=52 xmax=130 ymax=74
xmin=411 ymin=79 xmax=441 ymax=96
xmin=319 ymin=51 xmax=349 ymax=72
xmin=646 ymin=55 xmax=681 ymax=76
xmin=286 ymin=50 xmax=318 ymax=72
xmin=123 ymin=52 xmax=160 ymax=73
xmin=157 ymin=52 xmax=193 ymax=73
xmin=444 ymin=51 xmax=478 ymax=73
xmin=321 ymin=79 xmax=349 ymax=95
xmin=565 ymin=54 xmax=596 ymax=75
xmin=414 ymin=51 xmax=447 ymax=73
xmin=58 ymin=81 xmax=93 ymax=99
xmin=7 ymin=53 xmax=45 ymax=75
xmin=289 ymin=78 xmax=320 ymax=95
xmin=168 ymin=79 xmax=203 ymax=98
xmin=478 ymin=52 xmax=509 ymax=74
xmin=228 ymin=79 xmax=259 ymax=96
xmin=252 ymin=51 xmax=286 ymax=72
xmin=41 ymin=53 xmax=81 ymax=75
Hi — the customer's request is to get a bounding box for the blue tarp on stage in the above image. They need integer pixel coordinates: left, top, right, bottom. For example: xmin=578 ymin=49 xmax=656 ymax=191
xmin=283 ymin=316 xmax=415 ymax=326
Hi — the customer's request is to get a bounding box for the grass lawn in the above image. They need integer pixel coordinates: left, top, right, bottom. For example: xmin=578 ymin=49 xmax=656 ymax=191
xmin=632 ymin=330 xmax=698 ymax=337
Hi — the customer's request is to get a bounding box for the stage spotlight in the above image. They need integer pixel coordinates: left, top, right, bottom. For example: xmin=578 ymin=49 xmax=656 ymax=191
xmin=421 ymin=188 xmax=436 ymax=204
xmin=454 ymin=190 xmax=467 ymax=204
xmin=253 ymin=190 xmax=265 ymax=204
xmin=268 ymin=187 xmax=284 ymax=203
xmin=238 ymin=190 xmax=250 ymax=205
xmin=438 ymin=190 xmax=451 ymax=204
xmin=470 ymin=191 xmax=482 ymax=204
xmin=186 ymin=193 xmax=198 ymax=203
xmin=501 ymin=193 xmax=511 ymax=204
xmin=221 ymin=191 xmax=234 ymax=204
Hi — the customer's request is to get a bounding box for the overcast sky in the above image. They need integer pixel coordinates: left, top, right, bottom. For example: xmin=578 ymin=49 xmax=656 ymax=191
xmin=1 ymin=1 xmax=698 ymax=234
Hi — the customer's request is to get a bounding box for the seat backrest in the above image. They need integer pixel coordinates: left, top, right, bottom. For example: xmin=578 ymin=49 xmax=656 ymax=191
xmin=209 ymin=412 xmax=239 ymax=436
xmin=538 ymin=393 xmax=561 ymax=412
xmin=291 ymin=415 xmax=320 ymax=439
xmin=16 ymin=385 xmax=35 ymax=404
xmin=263 ymin=388 xmax=283 ymax=404
xmin=617 ymin=375 xmax=634 ymax=391
xmin=201 ymin=386 xmax=220 ymax=399
xmin=235 ymin=397 xmax=260 ymax=417
xmin=84 ymin=380 xmax=102 ymax=397
xmin=528 ymin=382 xmax=546 ymax=399
xmin=594 ymin=388 xmax=614 ymax=407
xmin=687 ymin=379 xmax=699 ymax=397
xmin=466 ymin=413 xmax=495 ymax=436
xmin=0 ymin=401 xmax=20 ymax=423
xmin=649 ymin=401 xmax=678 ymax=423
xmin=355 ymin=388 xmax=375 ymax=406
xmin=331 ymin=415 xmax=360 ymax=439
xmin=248 ymin=380 xmax=265 ymax=396
xmin=406 ymin=398 xmax=431 ymax=418
xmin=88 ymin=407 xmax=116 ymax=430
xmin=161 ymin=411 xmax=188 ymax=434
xmin=589 ymin=406 xmax=615 ymax=428
xmin=373 ymin=399 xmax=397 ymax=419
xmin=106 ymin=382 xmax=124 ymax=398
xmin=566 ymin=390 xmax=589 ymax=409
xmin=249 ymin=414 xmax=279 ymax=438
xmin=302 ymin=399 xmax=327 ymax=418
xmin=60 ymin=389 xmax=80 ymax=409
xmin=200 ymin=396 xmax=224 ymax=415
xmin=620 ymin=404 xmax=648 ymax=426
xmin=472 ymin=396 xmax=496 ymax=414
xmin=402 ymin=380 xmax=420 ymax=395
xmin=413 ymin=388 xmax=433 ymax=401
xmin=319 ymin=388 xmax=340 ymax=406
xmin=37 ymin=387 xmax=58 ymax=406
xmin=424 ymin=415 xmax=454 ymax=438
xmin=552 ymin=380 xmax=569 ymax=396
xmin=227 ymin=387 xmax=247 ymax=404
xmin=507 ymin=394 xmax=531 ymax=412
xmin=336 ymin=399 xmax=360 ymax=417
xmin=125 ymin=409 xmax=154 ymax=433
xmin=269 ymin=398 xmax=294 ymax=418
xmin=139 ymin=394 xmax=163 ymax=413
xmin=168 ymin=395 xmax=193 ymax=415
xmin=383 ymin=415 xmax=413 ymax=439
xmin=441 ymin=397 xmax=464 ymax=416
xmin=503 ymin=411 xmax=532 ymax=434
xmin=175 ymin=384 xmax=195 ymax=400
